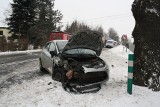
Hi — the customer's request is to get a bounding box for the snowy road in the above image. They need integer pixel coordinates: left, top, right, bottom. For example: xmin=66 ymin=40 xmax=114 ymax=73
xmin=0 ymin=52 xmax=43 ymax=92
xmin=0 ymin=52 xmax=40 ymax=64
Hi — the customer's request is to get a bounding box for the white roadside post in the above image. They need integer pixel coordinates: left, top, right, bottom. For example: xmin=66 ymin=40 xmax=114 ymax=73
xmin=127 ymin=54 xmax=134 ymax=94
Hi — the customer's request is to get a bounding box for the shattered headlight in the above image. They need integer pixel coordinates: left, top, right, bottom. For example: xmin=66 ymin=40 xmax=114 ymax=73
xmin=84 ymin=61 xmax=105 ymax=69
xmin=94 ymin=62 xmax=105 ymax=69
xmin=54 ymin=56 xmax=61 ymax=65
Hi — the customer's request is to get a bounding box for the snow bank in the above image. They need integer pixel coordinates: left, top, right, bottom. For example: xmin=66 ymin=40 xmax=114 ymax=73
xmin=109 ymin=45 xmax=133 ymax=59
xmin=0 ymin=49 xmax=42 ymax=56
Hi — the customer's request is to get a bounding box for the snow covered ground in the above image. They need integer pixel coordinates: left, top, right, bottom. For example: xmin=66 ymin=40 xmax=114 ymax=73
xmin=0 ymin=45 xmax=160 ymax=107
xmin=0 ymin=49 xmax=42 ymax=56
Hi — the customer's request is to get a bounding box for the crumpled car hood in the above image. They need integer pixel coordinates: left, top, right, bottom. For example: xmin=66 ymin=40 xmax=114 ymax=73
xmin=62 ymin=30 xmax=104 ymax=56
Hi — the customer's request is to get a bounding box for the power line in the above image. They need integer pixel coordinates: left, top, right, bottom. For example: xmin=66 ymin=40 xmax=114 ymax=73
xmin=62 ymin=12 xmax=133 ymax=23
xmin=90 ymin=15 xmax=133 ymax=24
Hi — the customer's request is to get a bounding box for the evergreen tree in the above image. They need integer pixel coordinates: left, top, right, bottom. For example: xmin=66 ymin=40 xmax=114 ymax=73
xmin=7 ymin=0 xmax=36 ymax=39
xmin=64 ymin=20 xmax=91 ymax=34
xmin=29 ymin=0 xmax=63 ymax=47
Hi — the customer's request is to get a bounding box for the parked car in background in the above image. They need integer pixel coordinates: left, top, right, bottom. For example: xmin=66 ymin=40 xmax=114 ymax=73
xmin=105 ymin=40 xmax=117 ymax=48
xmin=39 ymin=30 xmax=109 ymax=93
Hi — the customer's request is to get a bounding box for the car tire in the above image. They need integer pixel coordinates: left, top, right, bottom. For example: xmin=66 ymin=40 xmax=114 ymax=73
xmin=52 ymin=68 xmax=64 ymax=82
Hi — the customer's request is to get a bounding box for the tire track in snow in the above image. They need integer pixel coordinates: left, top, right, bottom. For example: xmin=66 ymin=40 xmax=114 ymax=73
xmin=0 ymin=58 xmax=49 ymax=92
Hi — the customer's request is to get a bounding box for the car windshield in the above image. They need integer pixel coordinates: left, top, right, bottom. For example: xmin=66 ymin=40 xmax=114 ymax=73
xmin=56 ymin=41 xmax=68 ymax=53
xmin=107 ymin=41 xmax=113 ymax=43
xmin=64 ymin=48 xmax=96 ymax=57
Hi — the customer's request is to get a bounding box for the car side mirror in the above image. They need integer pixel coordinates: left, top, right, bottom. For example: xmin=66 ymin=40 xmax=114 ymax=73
xmin=50 ymin=51 xmax=57 ymax=58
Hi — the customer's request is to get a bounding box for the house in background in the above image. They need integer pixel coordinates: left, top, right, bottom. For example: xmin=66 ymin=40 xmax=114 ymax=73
xmin=0 ymin=27 xmax=13 ymax=52
xmin=0 ymin=27 xmax=12 ymax=39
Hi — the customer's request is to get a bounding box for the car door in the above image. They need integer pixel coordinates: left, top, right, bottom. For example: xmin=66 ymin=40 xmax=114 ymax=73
xmin=41 ymin=42 xmax=51 ymax=70
xmin=47 ymin=42 xmax=56 ymax=74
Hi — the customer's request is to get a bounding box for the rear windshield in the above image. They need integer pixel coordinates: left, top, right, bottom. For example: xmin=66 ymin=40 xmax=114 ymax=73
xmin=107 ymin=41 xmax=113 ymax=43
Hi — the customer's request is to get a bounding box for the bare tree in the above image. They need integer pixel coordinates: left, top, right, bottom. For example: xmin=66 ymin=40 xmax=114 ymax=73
xmin=3 ymin=9 xmax=12 ymax=26
xmin=108 ymin=27 xmax=119 ymax=42
xmin=94 ymin=26 xmax=104 ymax=33
xmin=64 ymin=20 xmax=91 ymax=34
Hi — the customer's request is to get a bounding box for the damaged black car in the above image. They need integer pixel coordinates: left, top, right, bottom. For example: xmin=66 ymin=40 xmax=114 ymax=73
xmin=39 ymin=30 xmax=109 ymax=93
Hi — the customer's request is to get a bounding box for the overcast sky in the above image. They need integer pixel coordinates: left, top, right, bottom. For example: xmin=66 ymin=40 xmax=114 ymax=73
xmin=0 ymin=0 xmax=135 ymax=37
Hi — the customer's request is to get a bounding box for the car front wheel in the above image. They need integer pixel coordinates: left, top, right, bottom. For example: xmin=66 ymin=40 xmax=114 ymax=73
xmin=52 ymin=68 xmax=64 ymax=82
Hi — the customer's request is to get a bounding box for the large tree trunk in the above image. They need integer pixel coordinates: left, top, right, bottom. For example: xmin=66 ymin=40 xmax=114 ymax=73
xmin=132 ymin=0 xmax=160 ymax=91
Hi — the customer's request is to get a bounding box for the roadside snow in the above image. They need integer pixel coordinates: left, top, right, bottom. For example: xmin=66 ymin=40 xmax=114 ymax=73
xmin=0 ymin=45 xmax=160 ymax=107
xmin=0 ymin=49 xmax=42 ymax=56
xmin=109 ymin=45 xmax=133 ymax=59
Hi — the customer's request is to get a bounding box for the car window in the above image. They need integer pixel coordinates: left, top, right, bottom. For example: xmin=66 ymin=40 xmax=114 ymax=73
xmin=64 ymin=49 xmax=96 ymax=55
xmin=49 ymin=43 xmax=56 ymax=52
xmin=107 ymin=41 xmax=113 ymax=44
xmin=44 ymin=42 xmax=50 ymax=51
xmin=56 ymin=41 xmax=68 ymax=53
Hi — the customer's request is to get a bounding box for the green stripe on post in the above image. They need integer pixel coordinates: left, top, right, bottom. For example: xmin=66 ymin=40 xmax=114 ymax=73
xmin=128 ymin=67 xmax=133 ymax=73
xmin=129 ymin=54 xmax=134 ymax=61
xmin=127 ymin=79 xmax=133 ymax=94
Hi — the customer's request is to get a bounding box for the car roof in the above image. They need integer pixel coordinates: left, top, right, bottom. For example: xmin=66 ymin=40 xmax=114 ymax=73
xmin=107 ymin=40 xmax=117 ymax=42
xmin=50 ymin=40 xmax=68 ymax=43
xmin=107 ymin=40 xmax=114 ymax=41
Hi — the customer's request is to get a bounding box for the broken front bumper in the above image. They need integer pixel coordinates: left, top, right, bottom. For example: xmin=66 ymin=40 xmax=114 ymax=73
xmin=63 ymin=82 xmax=102 ymax=93
xmin=73 ymin=71 xmax=108 ymax=85
xmin=62 ymin=71 xmax=108 ymax=93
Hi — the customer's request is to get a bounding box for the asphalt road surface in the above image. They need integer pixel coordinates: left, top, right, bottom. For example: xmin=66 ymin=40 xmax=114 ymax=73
xmin=0 ymin=52 xmax=48 ymax=93
xmin=0 ymin=52 xmax=40 ymax=64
